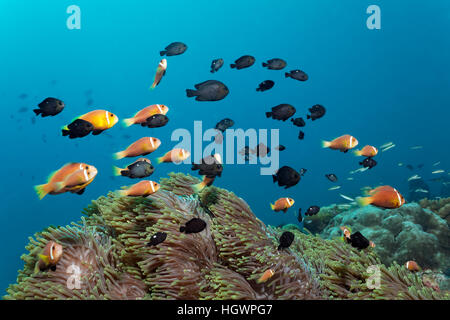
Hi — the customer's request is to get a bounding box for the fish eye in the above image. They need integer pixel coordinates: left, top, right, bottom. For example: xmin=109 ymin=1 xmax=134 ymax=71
xmin=85 ymin=166 xmax=89 ymax=169
xmin=110 ymin=113 xmax=114 ymax=117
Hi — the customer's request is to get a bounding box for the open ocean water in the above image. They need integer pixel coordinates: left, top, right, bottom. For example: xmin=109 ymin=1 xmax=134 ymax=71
xmin=0 ymin=0 xmax=449 ymax=296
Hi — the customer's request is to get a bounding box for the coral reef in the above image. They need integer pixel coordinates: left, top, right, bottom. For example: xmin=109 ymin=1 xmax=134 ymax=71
xmin=320 ymin=203 xmax=450 ymax=272
xmin=419 ymin=197 xmax=450 ymax=226
xmin=5 ymin=173 xmax=449 ymax=300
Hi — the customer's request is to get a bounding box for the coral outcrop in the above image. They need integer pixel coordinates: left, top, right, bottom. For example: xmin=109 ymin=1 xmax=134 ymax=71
xmin=5 ymin=173 xmax=449 ymax=300
xmin=419 ymin=197 xmax=450 ymax=226
xmin=320 ymin=204 xmax=450 ymax=272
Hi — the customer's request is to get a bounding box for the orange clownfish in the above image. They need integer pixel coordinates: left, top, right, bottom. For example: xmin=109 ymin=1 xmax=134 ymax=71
xmin=405 ymin=260 xmax=421 ymax=272
xmin=340 ymin=226 xmax=352 ymax=242
xmin=191 ymin=176 xmax=216 ymax=193
xmin=63 ymin=110 xmax=119 ymax=135
xmin=113 ymin=137 xmax=161 ymax=160
xmin=257 ymin=269 xmax=275 ymax=284
xmin=34 ymin=163 xmax=98 ymax=200
xmin=157 ymin=148 xmax=190 ymax=164
xmin=322 ymin=134 xmax=358 ymax=153
xmin=119 ymin=180 xmax=160 ymax=197
xmin=34 ymin=241 xmax=63 ymax=273
xmin=354 ymin=145 xmax=378 ymax=157
xmin=122 ymin=104 xmax=169 ymax=127
xmin=270 ymin=198 xmax=295 ymax=213
xmin=356 ymin=185 xmax=405 ymax=209
xmin=150 ymin=59 xmax=167 ymax=89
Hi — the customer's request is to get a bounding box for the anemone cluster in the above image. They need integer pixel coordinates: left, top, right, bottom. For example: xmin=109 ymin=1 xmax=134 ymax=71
xmin=5 ymin=173 xmax=449 ymax=300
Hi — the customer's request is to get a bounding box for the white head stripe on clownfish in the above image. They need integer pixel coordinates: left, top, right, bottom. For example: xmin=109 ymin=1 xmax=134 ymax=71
xmin=149 ymin=137 xmax=155 ymax=149
xmin=394 ymin=188 xmax=402 ymax=204
xmin=105 ymin=111 xmax=110 ymax=126
xmin=157 ymin=104 xmax=163 ymax=114
xmin=150 ymin=181 xmax=155 ymax=193
xmin=182 ymin=149 xmax=186 ymax=158
xmin=83 ymin=169 xmax=89 ymax=181
xmin=49 ymin=244 xmax=54 ymax=260
xmin=79 ymin=164 xmax=83 ymax=170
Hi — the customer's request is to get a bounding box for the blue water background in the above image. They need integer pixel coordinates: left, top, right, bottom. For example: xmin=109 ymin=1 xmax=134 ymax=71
xmin=0 ymin=0 xmax=449 ymax=295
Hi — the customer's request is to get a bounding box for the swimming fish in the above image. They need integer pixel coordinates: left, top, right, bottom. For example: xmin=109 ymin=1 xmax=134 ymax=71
xmin=266 ymin=104 xmax=296 ymax=121
xmin=123 ymin=105 xmax=169 ymax=127
xmin=270 ymin=197 xmax=295 ymax=213
xmin=354 ymin=145 xmax=378 ymax=157
xmin=410 ymin=146 xmax=423 ymax=150
xmin=214 ymin=118 xmax=234 ymax=143
xmin=63 ymin=110 xmax=119 ymax=136
xmin=210 ymin=58 xmax=224 ymax=73
xmin=180 ymin=218 xmax=207 ymax=234
xmin=146 ymin=232 xmax=167 ymax=247
xmin=191 ymin=175 xmax=216 ymax=193
xmin=278 ymin=231 xmax=294 ymax=250
xmin=33 ymin=97 xmax=65 ymax=117
xmin=119 ymin=180 xmax=160 ymax=197
xmin=143 ymin=114 xmax=169 ymax=128
xmin=380 ymin=142 xmax=394 ymax=149
xmin=34 ymin=241 xmax=63 ymax=273
xmin=415 ymin=189 xmax=429 ymax=193
xmin=62 ymin=119 xmax=94 ymax=139
xmin=160 ymin=42 xmax=187 ymax=56
xmin=305 ymin=206 xmax=320 ymax=216
xmin=291 ymin=117 xmax=305 ymax=127
xmin=230 ymin=55 xmax=255 ymax=69
xmin=322 ymin=134 xmax=358 ymax=153
xmin=272 ymin=166 xmax=301 ymax=189
xmin=306 ymin=104 xmax=326 ymax=121
xmin=328 ymin=186 xmax=341 ymax=191
xmin=262 ymin=58 xmax=287 ymax=70
xmin=346 ymin=231 xmax=373 ymax=250
xmin=405 ymin=260 xmax=421 ymax=272
xmin=381 ymin=144 xmax=396 ymax=152
xmin=150 ymin=59 xmax=167 ymax=89
xmin=113 ymin=158 xmax=154 ymax=179
xmin=275 ymin=145 xmax=286 ymax=151
xmin=285 ymin=69 xmax=308 ymax=81
xmin=186 ymin=80 xmax=229 ymax=101
xmin=191 ymin=154 xmax=223 ymax=177
xmin=298 ymin=130 xmax=305 ymax=140
xmin=432 ymin=161 xmax=441 ymax=166
xmin=256 ymin=80 xmax=275 ymax=92
xmin=114 ymin=137 xmax=161 ymax=159
xmin=257 ymin=269 xmax=275 ymax=284
xmin=360 ymin=157 xmax=377 ymax=169
xmin=325 ymin=174 xmax=338 ymax=182
xmin=340 ymin=226 xmax=352 ymax=242
xmin=157 ymin=148 xmax=190 ymax=164
xmin=432 ymin=170 xmax=445 ymax=174
xmin=297 ymin=208 xmax=303 ymax=223
xmin=408 ymin=174 xmax=421 ymax=181
xmin=34 ymin=163 xmax=98 ymax=200
xmin=253 ymin=143 xmax=270 ymax=157
xmin=340 ymin=194 xmax=354 ymax=202
xmin=356 ymin=185 xmax=405 ymax=208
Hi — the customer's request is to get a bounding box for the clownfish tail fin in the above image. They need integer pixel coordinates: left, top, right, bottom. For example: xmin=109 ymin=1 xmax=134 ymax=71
xmin=356 ymin=196 xmax=372 ymax=207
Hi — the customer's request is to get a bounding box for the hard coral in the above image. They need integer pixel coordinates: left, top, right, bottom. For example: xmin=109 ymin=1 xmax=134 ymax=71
xmin=320 ymin=203 xmax=450 ymax=272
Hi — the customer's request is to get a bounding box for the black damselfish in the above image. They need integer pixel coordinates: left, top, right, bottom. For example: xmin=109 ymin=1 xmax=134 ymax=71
xmin=360 ymin=157 xmax=377 ymax=169
xmin=272 ymin=166 xmax=301 ymax=189
xmin=278 ymin=231 xmax=294 ymax=250
xmin=180 ymin=218 xmax=207 ymax=234
xmin=146 ymin=232 xmax=167 ymax=246
xmin=305 ymin=206 xmax=320 ymax=216
xmin=256 ymin=80 xmax=275 ymax=92
xmin=62 ymin=119 xmax=93 ymax=139
xmin=34 ymin=97 xmax=65 ymax=117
